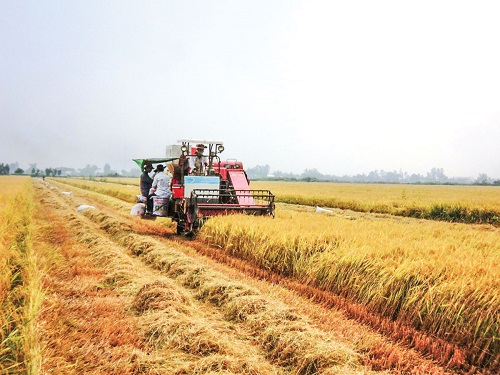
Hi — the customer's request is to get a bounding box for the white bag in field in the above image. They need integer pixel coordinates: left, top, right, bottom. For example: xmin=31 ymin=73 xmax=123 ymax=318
xmin=77 ymin=205 xmax=95 ymax=212
xmin=315 ymin=206 xmax=333 ymax=213
xmin=130 ymin=203 xmax=145 ymax=216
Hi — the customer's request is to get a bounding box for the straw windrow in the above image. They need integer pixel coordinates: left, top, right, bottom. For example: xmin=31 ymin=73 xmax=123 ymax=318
xmin=78 ymin=208 xmax=363 ymax=374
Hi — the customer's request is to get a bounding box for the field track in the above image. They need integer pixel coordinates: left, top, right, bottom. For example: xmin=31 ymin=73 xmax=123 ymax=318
xmin=4 ymin=177 xmax=496 ymax=374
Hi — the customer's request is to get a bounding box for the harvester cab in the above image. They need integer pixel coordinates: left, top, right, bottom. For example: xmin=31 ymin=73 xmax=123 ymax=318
xmin=132 ymin=139 xmax=275 ymax=235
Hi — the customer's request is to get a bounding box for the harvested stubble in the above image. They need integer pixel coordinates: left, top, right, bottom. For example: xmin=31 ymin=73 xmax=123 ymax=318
xmin=43 ymin=187 xmax=282 ymax=374
xmin=49 ymin=178 xmax=176 ymax=236
xmin=80 ymin=208 xmax=368 ymax=374
xmin=133 ymin=280 xmax=187 ymax=312
xmin=199 ymin=210 xmax=500 ymax=372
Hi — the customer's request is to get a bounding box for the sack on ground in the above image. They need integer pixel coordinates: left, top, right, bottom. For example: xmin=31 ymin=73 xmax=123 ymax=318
xmin=130 ymin=203 xmax=145 ymax=216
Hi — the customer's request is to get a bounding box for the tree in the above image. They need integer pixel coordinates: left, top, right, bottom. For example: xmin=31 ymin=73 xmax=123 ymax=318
xmin=383 ymin=170 xmax=403 ymax=183
xmin=9 ymin=162 xmax=19 ymax=173
xmin=476 ymin=173 xmax=489 ymax=185
xmin=246 ymin=164 xmax=270 ymax=179
xmin=408 ymin=173 xmax=424 ymax=183
xmin=43 ymin=168 xmax=60 ymax=177
xmin=367 ymin=170 xmax=381 ymax=182
xmin=0 ymin=163 xmax=9 ymax=175
xmin=426 ymin=168 xmax=448 ymax=183
xmin=272 ymin=170 xmax=299 ymax=179
xmin=79 ymin=164 xmax=99 ymax=176
xmin=301 ymin=168 xmax=323 ymax=180
xmin=103 ymin=163 xmax=111 ymax=175
xmin=31 ymin=168 xmax=42 ymax=176
xmin=14 ymin=168 xmax=24 ymax=174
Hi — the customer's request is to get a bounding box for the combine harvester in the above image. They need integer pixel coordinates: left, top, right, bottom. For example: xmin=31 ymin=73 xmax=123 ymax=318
xmin=133 ymin=139 xmax=275 ymax=235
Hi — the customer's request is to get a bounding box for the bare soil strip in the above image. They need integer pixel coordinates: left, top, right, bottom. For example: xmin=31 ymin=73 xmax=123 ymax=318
xmin=36 ymin=178 xmax=458 ymax=374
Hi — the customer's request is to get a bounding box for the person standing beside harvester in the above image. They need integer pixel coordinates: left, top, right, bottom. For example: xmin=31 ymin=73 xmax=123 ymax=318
xmin=140 ymin=163 xmax=154 ymax=198
xmin=147 ymin=164 xmax=172 ymax=213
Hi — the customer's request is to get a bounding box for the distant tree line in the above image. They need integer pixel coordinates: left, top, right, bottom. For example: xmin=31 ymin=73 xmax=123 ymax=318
xmin=44 ymin=168 xmax=62 ymax=177
xmin=247 ymin=165 xmax=500 ymax=185
xmin=0 ymin=161 xmax=141 ymax=177
xmin=0 ymin=163 xmax=10 ymax=175
xmin=2 ymin=160 xmax=498 ymax=185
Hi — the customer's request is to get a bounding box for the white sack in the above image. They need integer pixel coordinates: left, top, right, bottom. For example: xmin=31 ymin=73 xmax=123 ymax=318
xmin=315 ymin=206 xmax=333 ymax=213
xmin=130 ymin=203 xmax=145 ymax=216
xmin=77 ymin=205 xmax=95 ymax=212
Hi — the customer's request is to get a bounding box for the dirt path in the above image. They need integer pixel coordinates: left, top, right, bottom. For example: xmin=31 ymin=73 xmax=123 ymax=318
xmin=34 ymin=179 xmax=454 ymax=374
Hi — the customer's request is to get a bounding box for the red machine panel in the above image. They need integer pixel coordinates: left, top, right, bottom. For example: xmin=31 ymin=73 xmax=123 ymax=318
xmin=228 ymin=170 xmax=255 ymax=205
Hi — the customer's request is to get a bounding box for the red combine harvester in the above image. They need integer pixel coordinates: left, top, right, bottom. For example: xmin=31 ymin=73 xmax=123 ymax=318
xmin=132 ymin=139 xmax=275 ymax=235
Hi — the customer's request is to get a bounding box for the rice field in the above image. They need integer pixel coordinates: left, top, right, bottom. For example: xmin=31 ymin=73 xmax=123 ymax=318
xmin=0 ymin=176 xmax=42 ymax=373
xmin=199 ymin=208 xmax=499 ymax=369
xmin=78 ymin=177 xmax=500 ymax=225
xmin=2 ymin=176 xmax=499 ymax=374
xmin=250 ymin=181 xmax=500 ymax=225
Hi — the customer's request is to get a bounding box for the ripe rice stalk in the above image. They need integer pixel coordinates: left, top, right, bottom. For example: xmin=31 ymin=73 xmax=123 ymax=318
xmin=199 ymin=209 xmax=500 ymax=371
xmin=0 ymin=177 xmax=42 ymax=373
xmin=251 ymin=181 xmax=500 ymax=225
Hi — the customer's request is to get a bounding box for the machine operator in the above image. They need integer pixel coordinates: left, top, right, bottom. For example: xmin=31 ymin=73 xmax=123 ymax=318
xmin=189 ymin=144 xmax=209 ymax=175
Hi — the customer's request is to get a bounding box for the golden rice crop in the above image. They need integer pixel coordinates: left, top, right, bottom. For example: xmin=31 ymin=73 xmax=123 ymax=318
xmin=199 ymin=208 xmax=500 ymax=371
xmin=0 ymin=176 xmax=42 ymax=374
xmin=52 ymin=177 xmax=139 ymax=203
xmin=93 ymin=177 xmax=139 ymax=186
xmin=59 ymin=177 xmax=500 ymax=223
xmin=252 ymin=181 xmax=500 ymax=224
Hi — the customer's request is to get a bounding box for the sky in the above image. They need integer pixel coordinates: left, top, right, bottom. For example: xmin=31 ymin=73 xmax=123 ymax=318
xmin=1 ymin=0 xmax=499 ymax=178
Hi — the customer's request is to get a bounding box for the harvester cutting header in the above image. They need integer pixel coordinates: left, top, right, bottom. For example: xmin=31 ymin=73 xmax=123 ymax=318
xmin=132 ymin=139 xmax=275 ymax=234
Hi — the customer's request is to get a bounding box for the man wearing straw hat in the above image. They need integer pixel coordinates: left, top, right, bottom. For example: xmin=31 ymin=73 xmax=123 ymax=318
xmin=189 ymin=144 xmax=209 ymax=175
